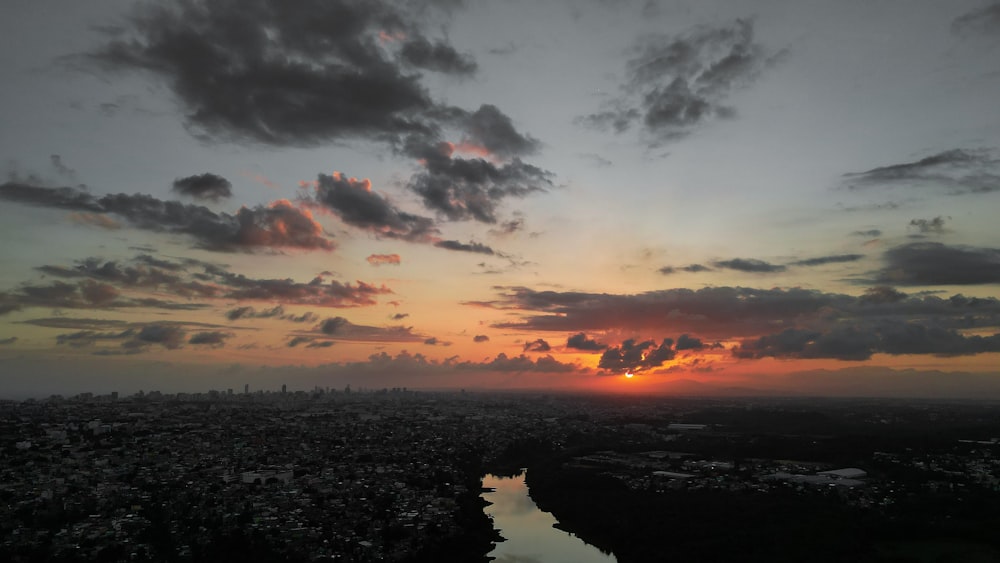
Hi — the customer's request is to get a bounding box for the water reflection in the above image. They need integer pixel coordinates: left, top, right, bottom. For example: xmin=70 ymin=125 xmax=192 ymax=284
xmin=482 ymin=473 xmax=617 ymax=563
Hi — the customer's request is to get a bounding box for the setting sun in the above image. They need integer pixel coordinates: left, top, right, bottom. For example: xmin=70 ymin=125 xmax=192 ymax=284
xmin=624 ymin=371 xmax=634 ymax=379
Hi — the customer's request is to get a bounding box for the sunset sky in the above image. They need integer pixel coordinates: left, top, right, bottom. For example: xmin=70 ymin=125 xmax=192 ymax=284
xmin=3 ymin=0 xmax=1000 ymax=398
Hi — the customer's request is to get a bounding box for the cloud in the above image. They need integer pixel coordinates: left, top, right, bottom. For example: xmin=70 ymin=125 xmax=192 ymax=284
xmin=457 ymin=353 xmax=577 ymax=373
xmin=473 ymin=334 xmax=490 ymax=342
xmin=736 ymin=323 xmax=1000 ymax=361
xmin=433 ymin=240 xmax=496 ymax=254
xmin=566 ymin=332 xmax=606 ymax=351
xmin=952 ymin=3 xmax=1000 ymax=37
xmin=367 ymin=253 xmax=402 ymax=266
xmin=0 ymin=337 xmax=17 ymax=345
xmin=713 ymin=258 xmax=785 ymax=273
xmin=400 ymin=37 xmax=477 ymax=75
xmin=0 ymin=182 xmax=334 ymax=252
xmin=83 ymin=0 xmax=472 ymax=148
xmin=851 ymin=229 xmax=882 ymax=238
xmin=310 ymin=172 xmax=438 ymax=242
xmin=423 ymin=336 xmax=450 ymax=346
xmin=392 ymin=313 xmax=409 ymax=320
xmin=908 ymin=216 xmax=948 ymax=235
xmin=460 ymin=104 xmax=540 ymax=158
xmin=486 ymin=285 xmax=1000 ymax=341
xmin=877 ymin=242 xmax=1000 ymax=285
xmin=579 ymin=19 xmax=784 ymax=144
xmin=405 ymin=140 xmax=552 ymax=223
xmin=172 ymin=173 xmax=233 ymax=202
xmin=789 ymin=254 xmax=864 ymax=267
xmin=189 ymin=331 xmax=233 ymax=347
xmin=7 ymin=254 xmax=392 ymax=314
xmin=128 ymin=324 xmax=186 ymax=350
xmin=523 ymin=338 xmax=551 ymax=352
xmin=598 ymin=338 xmax=675 ymax=373
xmin=314 ymin=316 xmax=423 ymax=342
xmin=675 ymin=333 xmax=704 ymax=350
xmin=843 ymin=148 xmax=1000 ymax=195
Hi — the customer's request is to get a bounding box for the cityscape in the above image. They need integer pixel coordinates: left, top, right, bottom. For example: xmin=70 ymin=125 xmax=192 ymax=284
xmin=3 ymin=389 xmax=1000 ymax=561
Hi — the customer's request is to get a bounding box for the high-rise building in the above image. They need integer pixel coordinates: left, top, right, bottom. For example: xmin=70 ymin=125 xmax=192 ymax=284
xmin=244 ymin=383 xmax=249 ymax=394
xmin=281 ymin=384 xmax=287 ymax=394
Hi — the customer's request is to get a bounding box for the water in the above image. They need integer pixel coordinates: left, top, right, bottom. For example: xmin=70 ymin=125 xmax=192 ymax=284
xmin=482 ymin=472 xmax=617 ymax=563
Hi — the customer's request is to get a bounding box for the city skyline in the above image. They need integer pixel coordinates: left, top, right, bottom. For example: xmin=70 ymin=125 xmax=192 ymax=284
xmin=2 ymin=0 xmax=1000 ymax=398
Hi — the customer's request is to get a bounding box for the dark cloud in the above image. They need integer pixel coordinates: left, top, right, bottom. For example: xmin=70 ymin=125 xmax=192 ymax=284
xmin=307 ymin=340 xmax=335 ymax=349
xmin=660 ymin=263 xmax=714 ymax=274
xmin=714 ymin=258 xmax=785 ymax=273
xmin=683 ymin=264 xmax=711 ymax=273
xmin=566 ymin=332 xmax=606 ymax=351
xmin=952 ymin=3 xmax=1000 ymax=37
xmin=83 ymin=0 xmax=468 ymax=147
xmin=878 ymin=242 xmax=1000 ymax=285
xmin=473 ymin=334 xmax=490 ymax=342
xmin=523 ymin=338 xmax=551 ymax=352
xmin=0 ymin=182 xmax=333 ymax=252
xmin=172 ymin=173 xmax=233 ymax=202
xmin=405 ymin=140 xmax=552 ymax=223
xmin=56 ymin=329 xmax=136 ymax=348
xmin=400 ymin=37 xmax=477 ymax=75
xmin=461 ymin=105 xmax=540 ymax=158
xmin=130 ymin=324 xmax=186 ymax=350
xmin=423 ymin=337 xmax=450 ymax=346
xmin=579 ymin=19 xmax=783 ymax=144
xmin=457 ymin=353 xmax=577 ymax=373
xmin=598 ymin=338 xmax=675 ymax=373
xmin=189 ymin=331 xmax=233 ymax=347
xmin=50 ymin=155 xmax=76 ymax=180
xmin=367 ymin=253 xmax=402 ymax=266
xmin=486 ymin=285 xmax=1000 ymax=340
xmin=789 ymin=254 xmax=864 ymax=267
xmin=844 ymin=148 xmax=1000 ymax=195
xmin=313 ymin=316 xmax=423 ymax=342
xmin=0 ymin=337 xmax=17 ymax=345
xmin=287 ymin=336 xmax=314 ymax=348
xmin=8 ymin=254 xmax=391 ymax=315
xmin=736 ymin=323 xmax=1000 ymax=361
xmin=433 ymin=240 xmax=496 ymax=254
xmin=909 ymin=216 xmax=948 ymax=235
xmin=675 ymin=333 xmax=704 ymax=350
xmin=859 ymin=286 xmax=908 ymax=305
xmin=851 ymin=229 xmax=882 ymax=238
xmin=310 ymin=172 xmax=438 ymax=241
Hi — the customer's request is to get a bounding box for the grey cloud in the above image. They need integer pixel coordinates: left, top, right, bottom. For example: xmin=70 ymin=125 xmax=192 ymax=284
xmin=130 ymin=324 xmax=185 ymax=350
xmin=0 ymin=182 xmax=334 ymax=252
xmin=487 ymin=285 xmax=1000 ymax=339
xmin=675 ymin=334 xmax=704 ymax=350
xmin=737 ymin=323 xmax=1000 ymax=361
xmin=461 ymin=105 xmax=540 ymax=158
xmin=580 ymin=19 xmax=783 ymax=144
xmin=400 ymin=37 xmax=477 ymax=75
xmin=566 ymin=332 xmax=606 ymax=351
xmin=473 ymin=334 xmax=489 ymax=342
xmin=307 ymin=340 xmax=335 ymax=349
xmin=83 ymin=0 xmax=464 ymax=147
xmin=714 ymin=258 xmax=785 ymax=273
xmin=457 ymin=353 xmax=577 ymax=373
xmin=433 ymin=240 xmax=495 ymax=255
xmin=313 ymin=316 xmax=423 ymax=342
xmin=172 ymin=173 xmax=233 ymax=202
xmin=952 ymin=3 xmax=1000 ymax=36
xmin=189 ymin=331 xmax=233 ymax=346
xmin=878 ymin=242 xmax=1000 ymax=285
xmin=789 ymin=254 xmax=864 ymax=267
xmin=523 ymin=338 xmax=551 ymax=352
xmin=851 ymin=229 xmax=882 ymax=237
xmin=405 ymin=140 xmax=552 ymax=224
xmin=311 ymin=173 xmax=438 ymax=241
xmin=844 ymin=148 xmax=1000 ymax=195
xmin=909 ymin=216 xmax=948 ymax=235
xmin=0 ymin=337 xmax=17 ymax=345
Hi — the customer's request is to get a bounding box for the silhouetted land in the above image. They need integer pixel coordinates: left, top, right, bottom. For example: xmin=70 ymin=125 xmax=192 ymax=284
xmin=3 ymin=390 xmax=1000 ymax=561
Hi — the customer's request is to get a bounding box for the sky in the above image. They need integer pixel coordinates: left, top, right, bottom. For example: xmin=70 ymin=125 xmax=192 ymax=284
xmin=2 ymin=0 xmax=1000 ymax=399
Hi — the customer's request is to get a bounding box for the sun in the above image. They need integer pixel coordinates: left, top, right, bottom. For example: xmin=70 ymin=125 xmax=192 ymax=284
xmin=624 ymin=371 xmax=634 ymax=379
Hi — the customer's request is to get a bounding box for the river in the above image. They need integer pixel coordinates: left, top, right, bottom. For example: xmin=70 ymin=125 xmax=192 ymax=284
xmin=481 ymin=472 xmax=617 ymax=563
